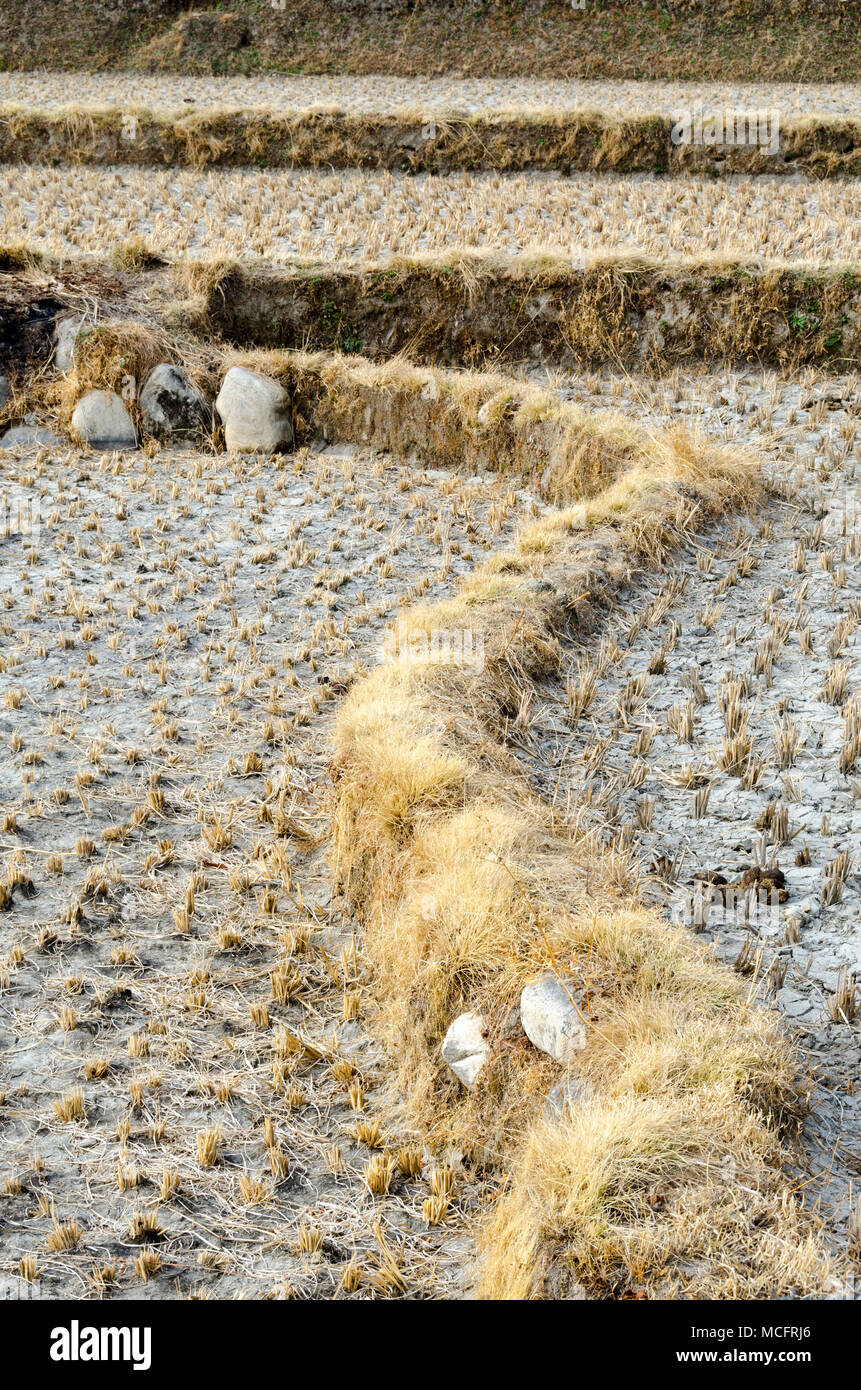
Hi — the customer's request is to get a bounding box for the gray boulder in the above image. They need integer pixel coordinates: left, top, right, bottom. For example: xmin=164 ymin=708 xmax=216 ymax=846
xmin=520 ymin=972 xmax=586 ymax=1064
xmin=70 ymin=390 xmax=137 ymax=450
xmin=140 ymin=362 xmax=210 ymax=441
xmin=441 ymin=1010 xmax=489 ymax=1089
xmin=215 ymin=367 xmax=293 ymax=454
xmin=0 ymin=375 xmax=9 ymax=411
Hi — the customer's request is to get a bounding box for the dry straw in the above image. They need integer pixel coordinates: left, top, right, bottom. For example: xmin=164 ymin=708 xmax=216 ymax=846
xmin=331 ymin=416 xmax=835 ymax=1298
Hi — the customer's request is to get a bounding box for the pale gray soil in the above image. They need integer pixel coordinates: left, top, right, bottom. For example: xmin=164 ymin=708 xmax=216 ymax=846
xmin=0 ymin=438 xmax=538 ymax=1299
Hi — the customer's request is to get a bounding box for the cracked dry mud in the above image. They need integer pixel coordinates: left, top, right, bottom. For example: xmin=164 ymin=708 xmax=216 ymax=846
xmin=0 ymin=439 xmax=537 ymax=1299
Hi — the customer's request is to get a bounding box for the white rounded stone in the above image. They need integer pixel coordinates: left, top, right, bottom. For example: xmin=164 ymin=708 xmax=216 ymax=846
xmin=520 ymin=971 xmax=586 ymax=1064
xmin=441 ymin=1010 xmax=489 ymax=1088
xmin=215 ymin=367 xmax=293 ymax=454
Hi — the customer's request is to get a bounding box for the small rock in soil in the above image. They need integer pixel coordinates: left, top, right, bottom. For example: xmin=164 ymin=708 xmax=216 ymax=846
xmin=520 ymin=972 xmax=586 ymax=1064
xmin=442 ymin=1011 xmax=489 ymax=1088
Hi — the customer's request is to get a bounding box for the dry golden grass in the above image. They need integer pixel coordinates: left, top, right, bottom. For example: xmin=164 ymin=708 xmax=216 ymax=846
xmin=1 ymin=101 xmax=859 ymax=178
xmin=480 ymin=1088 xmax=828 ymax=1299
xmin=331 ymin=421 xmax=835 ymax=1298
xmin=54 ymin=320 xmax=169 ymax=432
xmin=232 ymin=348 xmax=747 ymax=506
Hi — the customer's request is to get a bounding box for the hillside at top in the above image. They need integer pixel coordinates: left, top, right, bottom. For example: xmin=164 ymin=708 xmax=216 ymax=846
xmin=1 ymin=0 xmax=859 ymax=81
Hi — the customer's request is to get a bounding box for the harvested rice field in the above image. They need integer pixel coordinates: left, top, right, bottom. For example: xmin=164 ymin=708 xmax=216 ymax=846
xmin=0 ymin=439 xmax=534 ymax=1299
xmin=3 ymin=6 xmax=861 ymax=1329
xmin=512 ymin=365 xmax=861 ymax=1265
xmin=3 ymin=167 xmax=860 ymax=265
xmin=1 ymin=74 xmax=858 ymax=118
xmin=2 ymin=347 xmax=859 ymax=1309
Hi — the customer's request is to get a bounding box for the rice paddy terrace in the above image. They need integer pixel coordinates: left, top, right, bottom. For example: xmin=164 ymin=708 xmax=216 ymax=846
xmin=2 ymin=67 xmax=861 ymax=1302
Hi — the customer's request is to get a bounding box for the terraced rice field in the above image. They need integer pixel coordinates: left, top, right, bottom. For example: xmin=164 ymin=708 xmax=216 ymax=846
xmin=0 ymin=74 xmax=858 ymax=117
xmin=0 ymin=439 xmax=534 ymax=1297
xmin=514 ymin=366 xmax=861 ymax=1263
xmin=3 ymin=166 xmax=859 ymax=265
xmin=3 ymin=58 xmax=861 ymax=1307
